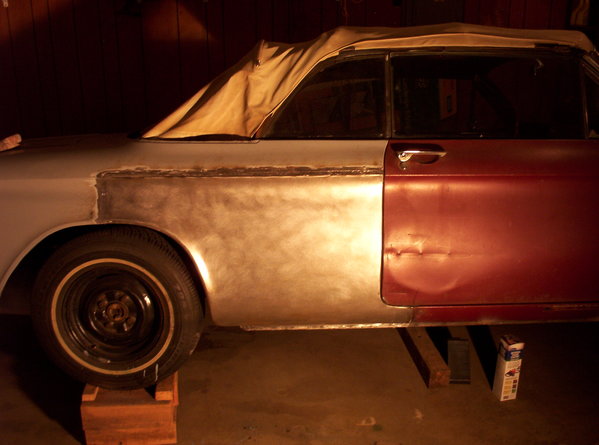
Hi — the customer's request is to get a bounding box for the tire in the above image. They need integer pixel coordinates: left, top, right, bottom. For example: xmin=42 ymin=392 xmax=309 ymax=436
xmin=31 ymin=227 xmax=202 ymax=389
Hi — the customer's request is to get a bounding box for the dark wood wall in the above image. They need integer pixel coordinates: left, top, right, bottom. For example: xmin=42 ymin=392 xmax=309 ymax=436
xmin=0 ymin=0 xmax=577 ymax=139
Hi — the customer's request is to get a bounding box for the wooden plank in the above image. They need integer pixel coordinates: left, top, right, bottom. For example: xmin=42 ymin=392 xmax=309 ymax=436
xmin=178 ymin=0 xmax=211 ymax=96
xmin=403 ymin=0 xmax=465 ymax=26
xmin=255 ymin=0 xmax=274 ymax=42
xmin=478 ymin=0 xmax=493 ymax=25
xmin=366 ymin=1 xmax=402 ymax=27
xmin=291 ymin=0 xmax=328 ymax=37
xmin=46 ymin=0 xmax=85 ymax=135
xmin=271 ymin=0 xmax=290 ymax=43
xmin=4 ymin=0 xmax=576 ymax=141
xmin=155 ymin=372 xmax=177 ymax=401
xmin=82 ymin=384 xmax=100 ymax=402
xmin=549 ymin=0 xmax=569 ymax=28
xmin=82 ymin=403 xmax=175 ymax=426
xmin=115 ymin=2 xmax=147 ymax=131
xmin=73 ymin=0 xmax=107 ymax=134
xmin=524 ymin=0 xmax=552 ymax=28
xmin=0 ymin=6 xmax=20 ymax=139
xmin=30 ymin=0 xmax=62 ymax=136
xmin=83 ymin=425 xmax=176 ymax=445
xmin=81 ymin=372 xmax=178 ymax=445
xmin=97 ymin=0 xmax=125 ymax=133
xmin=463 ymin=0 xmax=481 ymax=25
xmin=5 ymin=0 xmax=46 ymax=137
xmin=398 ymin=327 xmax=450 ymax=388
xmin=479 ymin=0 xmax=511 ymax=26
xmin=508 ymin=0 xmax=527 ymax=28
xmin=346 ymin=0 xmax=367 ymax=26
xmin=142 ymin=0 xmax=181 ymax=126
xmin=223 ymin=0 xmax=257 ymax=68
xmin=322 ymin=0 xmax=341 ymax=31
xmin=205 ymin=0 xmax=226 ymax=79
xmin=289 ymin=0 xmax=322 ymax=42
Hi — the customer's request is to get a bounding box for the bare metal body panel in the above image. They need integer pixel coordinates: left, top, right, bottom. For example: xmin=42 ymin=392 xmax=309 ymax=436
xmin=96 ymin=139 xmax=412 ymax=326
xmin=97 ymin=173 xmax=410 ymax=326
xmin=0 ymin=137 xmax=412 ymax=326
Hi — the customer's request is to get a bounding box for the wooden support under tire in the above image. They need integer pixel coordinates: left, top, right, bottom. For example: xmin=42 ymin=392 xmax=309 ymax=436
xmin=81 ymin=372 xmax=179 ymax=445
xmin=398 ymin=327 xmax=451 ymax=388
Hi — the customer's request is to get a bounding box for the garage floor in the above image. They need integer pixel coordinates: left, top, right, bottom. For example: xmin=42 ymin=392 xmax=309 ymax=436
xmin=0 ymin=314 xmax=597 ymax=445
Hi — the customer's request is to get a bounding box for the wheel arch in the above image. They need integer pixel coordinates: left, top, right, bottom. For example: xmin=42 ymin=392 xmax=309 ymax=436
xmin=0 ymin=223 xmax=208 ymax=317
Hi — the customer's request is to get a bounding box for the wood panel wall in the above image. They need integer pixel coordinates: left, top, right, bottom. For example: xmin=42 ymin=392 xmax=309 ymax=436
xmin=0 ymin=0 xmax=575 ymax=139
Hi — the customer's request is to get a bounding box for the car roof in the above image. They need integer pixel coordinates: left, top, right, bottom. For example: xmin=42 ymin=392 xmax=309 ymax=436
xmin=143 ymin=23 xmax=594 ymax=140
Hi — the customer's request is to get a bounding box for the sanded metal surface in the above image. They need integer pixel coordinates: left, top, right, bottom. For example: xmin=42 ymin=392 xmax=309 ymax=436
xmin=97 ymin=172 xmax=410 ymax=327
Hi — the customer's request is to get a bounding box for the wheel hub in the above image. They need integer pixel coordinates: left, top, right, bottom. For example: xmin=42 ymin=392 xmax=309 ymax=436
xmin=106 ymin=301 xmax=129 ymax=322
xmin=91 ymin=291 xmax=138 ymax=336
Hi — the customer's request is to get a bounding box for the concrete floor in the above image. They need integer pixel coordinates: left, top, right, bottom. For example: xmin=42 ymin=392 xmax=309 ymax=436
xmin=0 ymin=314 xmax=597 ymax=445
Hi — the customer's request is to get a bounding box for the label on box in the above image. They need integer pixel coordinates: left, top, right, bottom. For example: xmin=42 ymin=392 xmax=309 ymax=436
xmin=500 ymin=345 xmax=524 ymax=361
xmin=499 ymin=335 xmax=525 ymax=361
xmin=493 ymin=358 xmax=521 ymax=400
xmin=493 ymin=335 xmax=525 ymax=401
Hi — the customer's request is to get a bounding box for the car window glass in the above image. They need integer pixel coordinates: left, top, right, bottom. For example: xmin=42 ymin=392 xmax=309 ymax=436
xmin=392 ymin=54 xmax=583 ymax=139
xmin=263 ymin=57 xmax=386 ymax=139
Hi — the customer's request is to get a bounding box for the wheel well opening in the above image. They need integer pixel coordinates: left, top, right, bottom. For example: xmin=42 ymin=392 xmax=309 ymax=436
xmin=0 ymin=225 xmax=208 ymax=318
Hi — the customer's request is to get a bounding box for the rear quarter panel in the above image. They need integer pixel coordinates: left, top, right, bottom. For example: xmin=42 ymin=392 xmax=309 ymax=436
xmin=96 ymin=139 xmax=413 ymax=327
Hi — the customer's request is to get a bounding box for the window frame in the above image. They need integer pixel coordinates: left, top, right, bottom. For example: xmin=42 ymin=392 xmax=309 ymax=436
xmin=389 ymin=47 xmax=586 ymax=140
xmin=582 ymin=53 xmax=599 ymax=138
xmin=256 ymin=46 xmax=588 ymax=141
xmin=257 ymin=50 xmax=390 ymax=140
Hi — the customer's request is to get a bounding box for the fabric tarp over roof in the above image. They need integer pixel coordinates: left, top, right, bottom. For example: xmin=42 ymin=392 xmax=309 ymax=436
xmin=143 ymin=22 xmax=593 ymax=139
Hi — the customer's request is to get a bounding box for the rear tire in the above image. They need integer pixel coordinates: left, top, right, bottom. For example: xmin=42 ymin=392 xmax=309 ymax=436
xmin=31 ymin=227 xmax=202 ymax=389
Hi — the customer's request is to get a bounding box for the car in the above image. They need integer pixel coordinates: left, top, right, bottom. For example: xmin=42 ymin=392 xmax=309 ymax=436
xmin=1 ymin=23 xmax=598 ymax=389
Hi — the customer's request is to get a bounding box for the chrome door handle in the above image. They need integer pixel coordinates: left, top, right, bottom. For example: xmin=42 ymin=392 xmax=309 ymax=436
xmin=396 ymin=149 xmax=447 ymax=163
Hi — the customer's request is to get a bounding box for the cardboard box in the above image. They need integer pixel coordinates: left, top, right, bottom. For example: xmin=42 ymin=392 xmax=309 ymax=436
xmin=493 ymin=335 xmax=525 ymax=401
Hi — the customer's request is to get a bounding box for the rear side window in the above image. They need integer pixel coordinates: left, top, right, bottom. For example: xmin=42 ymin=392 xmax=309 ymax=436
xmin=263 ymin=57 xmax=386 ymax=139
xmin=392 ymin=54 xmax=584 ymax=139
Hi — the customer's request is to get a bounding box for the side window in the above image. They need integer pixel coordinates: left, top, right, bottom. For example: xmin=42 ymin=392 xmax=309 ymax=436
xmin=392 ymin=54 xmax=584 ymax=139
xmin=263 ymin=57 xmax=386 ymax=139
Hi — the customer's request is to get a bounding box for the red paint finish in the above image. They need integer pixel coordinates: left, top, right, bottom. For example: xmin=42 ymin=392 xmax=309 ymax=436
xmin=382 ymin=139 xmax=599 ymax=311
xmin=412 ymin=303 xmax=599 ymax=325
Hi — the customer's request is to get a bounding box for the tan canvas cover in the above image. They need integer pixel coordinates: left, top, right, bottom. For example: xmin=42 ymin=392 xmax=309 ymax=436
xmin=143 ymin=23 xmax=593 ymax=139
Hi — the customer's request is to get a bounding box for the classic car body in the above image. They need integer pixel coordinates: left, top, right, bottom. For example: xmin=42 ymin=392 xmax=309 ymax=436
xmin=1 ymin=23 xmax=598 ymax=388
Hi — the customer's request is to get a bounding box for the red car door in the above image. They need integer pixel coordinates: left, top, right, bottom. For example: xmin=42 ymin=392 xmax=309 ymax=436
xmin=381 ymin=51 xmax=599 ymax=316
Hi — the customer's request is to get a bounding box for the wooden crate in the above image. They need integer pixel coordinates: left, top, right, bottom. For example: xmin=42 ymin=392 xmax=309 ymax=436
xmin=81 ymin=372 xmax=178 ymax=445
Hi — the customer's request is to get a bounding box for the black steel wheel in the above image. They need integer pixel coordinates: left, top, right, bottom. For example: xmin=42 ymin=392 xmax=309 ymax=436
xmin=31 ymin=227 xmax=202 ymax=389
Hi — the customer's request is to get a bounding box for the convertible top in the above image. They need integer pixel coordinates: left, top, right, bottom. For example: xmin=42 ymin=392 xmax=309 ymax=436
xmin=143 ymin=23 xmax=594 ymax=139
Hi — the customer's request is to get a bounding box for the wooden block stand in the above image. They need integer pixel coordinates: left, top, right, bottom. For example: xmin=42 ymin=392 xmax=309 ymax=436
xmin=81 ymin=372 xmax=179 ymax=445
xmin=398 ymin=328 xmax=450 ymax=388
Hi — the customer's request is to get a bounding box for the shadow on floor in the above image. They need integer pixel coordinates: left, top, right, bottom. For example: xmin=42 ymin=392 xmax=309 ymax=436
xmin=0 ymin=314 xmax=85 ymax=444
xmin=425 ymin=326 xmax=451 ymax=360
xmin=467 ymin=325 xmax=497 ymax=387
